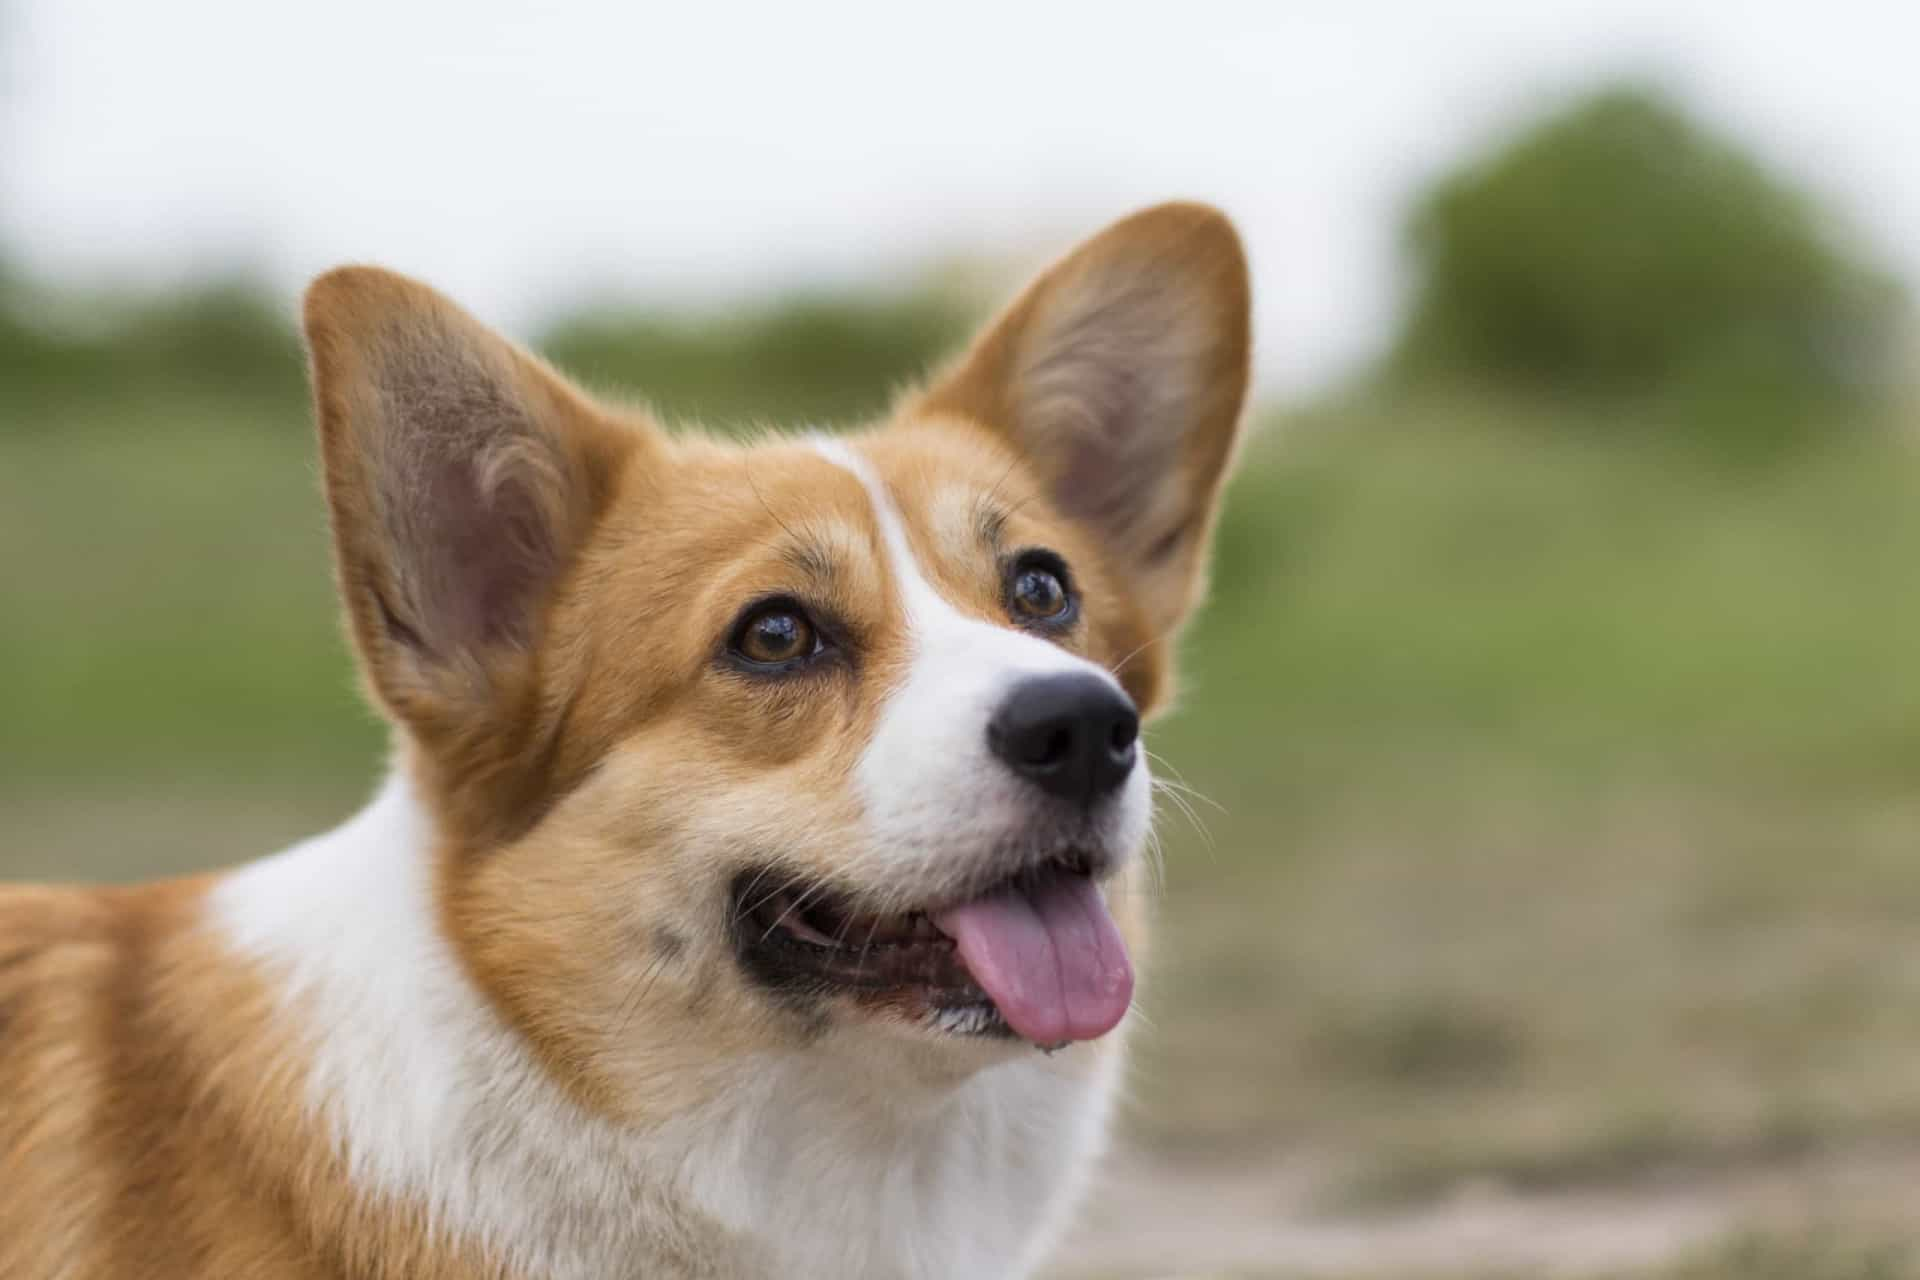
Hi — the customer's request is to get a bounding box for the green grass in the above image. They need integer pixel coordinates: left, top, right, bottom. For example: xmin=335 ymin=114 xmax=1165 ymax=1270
xmin=7 ymin=379 xmax=1920 ymax=1241
xmin=0 ymin=395 xmax=385 ymax=783
xmin=1128 ymin=396 xmax=1920 ymax=1202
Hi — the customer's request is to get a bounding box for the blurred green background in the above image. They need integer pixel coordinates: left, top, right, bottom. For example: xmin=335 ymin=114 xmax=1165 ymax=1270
xmin=8 ymin=82 xmax=1920 ymax=1278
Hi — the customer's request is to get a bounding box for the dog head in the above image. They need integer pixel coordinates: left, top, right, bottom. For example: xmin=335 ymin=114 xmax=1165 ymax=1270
xmin=304 ymin=203 xmax=1249 ymax=1108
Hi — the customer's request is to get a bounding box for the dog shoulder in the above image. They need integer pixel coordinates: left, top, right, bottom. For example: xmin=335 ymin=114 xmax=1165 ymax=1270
xmin=0 ymin=882 xmax=137 ymax=1276
xmin=0 ymin=877 xmax=335 ymax=1280
xmin=0 ymin=880 xmax=123 ymax=1055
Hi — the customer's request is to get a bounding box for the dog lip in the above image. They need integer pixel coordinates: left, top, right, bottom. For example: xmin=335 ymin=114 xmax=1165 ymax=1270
xmin=732 ymin=880 xmax=982 ymax=994
xmin=726 ymin=847 xmax=1109 ymax=1034
xmin=922 ymin=845 xmax=1108 ymax=915
xmin=732 ymin=845 xmax=1106 ymax=948
xmin=749 ymin=890 xmax=951 ymax=954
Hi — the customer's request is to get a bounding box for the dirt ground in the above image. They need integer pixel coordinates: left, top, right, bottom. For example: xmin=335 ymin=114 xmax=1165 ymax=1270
xmin=1048 ymin=1142 xmax=1920 ymax=1279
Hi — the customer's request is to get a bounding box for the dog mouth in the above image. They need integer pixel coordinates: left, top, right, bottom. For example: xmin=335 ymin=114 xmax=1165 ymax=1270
xmin=730 ymin=855 xmax=1135 ymax=1046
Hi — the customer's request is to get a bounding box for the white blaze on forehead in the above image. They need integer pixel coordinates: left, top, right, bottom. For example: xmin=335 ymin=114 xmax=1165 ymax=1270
xmin=809 ymin=437 xmax=955 ymax=626
xmin=808 ymin=434 xmax=1104 ymax=680
xmin=807 ymin=435 xmax=1149 ymax=885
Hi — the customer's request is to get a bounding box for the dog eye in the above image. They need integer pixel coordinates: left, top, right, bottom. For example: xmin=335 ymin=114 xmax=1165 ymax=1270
xmin=732 ymin=603 xmax=820 ymax=666
xmin=1008 ymin=555 xmax=1072 ymax=623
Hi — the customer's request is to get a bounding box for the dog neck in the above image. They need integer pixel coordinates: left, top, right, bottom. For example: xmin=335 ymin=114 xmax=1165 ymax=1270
xmin=208 ymin=771 xmax=1118 ymax=1278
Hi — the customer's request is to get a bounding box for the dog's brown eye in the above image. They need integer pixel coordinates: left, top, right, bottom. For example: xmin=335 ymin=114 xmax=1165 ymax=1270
xmin=734 ymin=605 xmax=817 ymax=665
xmin=1010 ymin=564 xmax=1070 ymax=621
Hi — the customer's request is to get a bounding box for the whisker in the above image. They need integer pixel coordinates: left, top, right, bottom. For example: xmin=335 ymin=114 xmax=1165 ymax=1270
xmin=849 ymin=911 xmax=886 ymax=983
xmin=1148 ymin=775 xmax=1226 ymax=814
xmin=760 ymin=878 xmax=837 ymax=944
xmin=1141 ymin=823 xmax=1168 ymax=893
xmin=975 ymin=450 xmax=1026 ymax=533
xmin=738 ymin=876 xmax=807 ymax=930
xmin=1106 ymin=636 xmax=1162 ymax=679
xmin=617 ymin=948 xmax=677 ymax=1040
xmin=744 ymin=451 xmax=803 ymax=547
xmin=1144 ymin=749 xmax=1225 ymax=813
xmin=1124 ymin=1000 xmax=1160 ymax=1034
xmin=731 ymin=865 xmax=783 ymax=926
xmin=1152 ymin=778 xmax=1212 ymax=840
xmin=1150 ymin=793 xmax=1216 ymax=865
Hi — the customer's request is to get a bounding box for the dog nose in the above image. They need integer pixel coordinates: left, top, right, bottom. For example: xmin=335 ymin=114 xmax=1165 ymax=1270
xmin=987 ymin=673 xmax=1140 ymax=805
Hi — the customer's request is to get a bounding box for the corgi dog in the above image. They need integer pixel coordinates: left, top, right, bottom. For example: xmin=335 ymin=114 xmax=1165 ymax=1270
xmin=0 ymin=202 xmax=1250 ymax=1279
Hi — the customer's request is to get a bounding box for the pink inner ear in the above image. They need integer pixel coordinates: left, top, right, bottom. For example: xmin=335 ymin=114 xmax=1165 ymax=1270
xmin=1024 ymin=301 xmax=1193 ymax=544
xmin=371 ymin=373 xmax=569 ymax=660
xmin=412 ymin=453 xmax=559 ymax=654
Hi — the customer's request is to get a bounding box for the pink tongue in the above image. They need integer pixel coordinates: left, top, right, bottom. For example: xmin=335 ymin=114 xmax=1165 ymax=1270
xmin=932 ymin=874 xmax=1134 ymax=1045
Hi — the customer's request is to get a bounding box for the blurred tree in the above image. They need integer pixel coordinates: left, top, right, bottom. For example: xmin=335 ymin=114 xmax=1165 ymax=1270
xmin=0 ymin=272 xmax=976 ymax=432
xmin=1393 ymin=84 xmax=1905 ymax=443
xmin=0 ymin=278 xmax=301 ymax=414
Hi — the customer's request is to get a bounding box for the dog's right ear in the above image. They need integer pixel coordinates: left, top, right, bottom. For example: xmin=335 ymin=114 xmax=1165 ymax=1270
xmin=304 ymin=268 xmax=646 ymax=757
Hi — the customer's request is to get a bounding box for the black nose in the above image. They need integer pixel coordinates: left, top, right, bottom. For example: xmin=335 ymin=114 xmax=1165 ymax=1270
xmin=987 ymin=673 xmax=1140 ymax=805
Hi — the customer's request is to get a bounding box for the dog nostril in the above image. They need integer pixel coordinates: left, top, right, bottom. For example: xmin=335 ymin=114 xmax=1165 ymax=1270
xmin=1034 ymin=727 xmax=1074 ymax=767
xmin=988 ymin=673 xmax=1142 ymax=803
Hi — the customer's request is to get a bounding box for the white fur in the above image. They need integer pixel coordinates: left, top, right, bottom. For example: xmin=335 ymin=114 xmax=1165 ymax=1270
xmin=210 ymin=771 xmax=1119 ymax=1279
xmin=809 ymin=435 xmax=1154 ymax=894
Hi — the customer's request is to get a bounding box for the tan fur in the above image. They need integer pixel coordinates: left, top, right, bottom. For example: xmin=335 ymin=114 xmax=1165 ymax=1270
xmin=0 ymin=882 xmax=502 ymax=1279
xmin=914 ymin=201 xmax=1250 ymax=673
xmin=0 ymin=202 xmax=1250 ymax=1278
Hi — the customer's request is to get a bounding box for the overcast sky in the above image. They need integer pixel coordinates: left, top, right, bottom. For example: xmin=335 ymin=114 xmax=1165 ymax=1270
xmin=4 ymin=1 xmax=1917 ymax=398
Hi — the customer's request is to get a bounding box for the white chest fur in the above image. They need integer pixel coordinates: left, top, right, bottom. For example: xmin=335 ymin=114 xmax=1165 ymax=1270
xmin=209 ymin=776 xmax=1118 ymax=1279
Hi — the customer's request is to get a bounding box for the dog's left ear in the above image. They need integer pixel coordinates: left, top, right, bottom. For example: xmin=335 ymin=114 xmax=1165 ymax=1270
xmin=915 ymin=201 xmax=1251 ymax=641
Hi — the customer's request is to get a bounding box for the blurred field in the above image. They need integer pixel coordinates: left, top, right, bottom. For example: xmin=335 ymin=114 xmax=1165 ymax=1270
xmin=8 ymin=366 xmax=1920 ymax=1274
xmin=8 ymin=79 xmax=1920 ymax=1275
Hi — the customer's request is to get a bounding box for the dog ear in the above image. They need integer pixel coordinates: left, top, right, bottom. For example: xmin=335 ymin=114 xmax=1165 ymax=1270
xmin=303 ymin=267 xmax=644 ymax=758
xmin=914 ymin=202 xmax=1251 ymax=642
